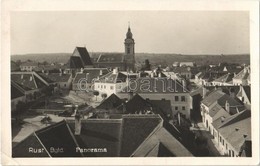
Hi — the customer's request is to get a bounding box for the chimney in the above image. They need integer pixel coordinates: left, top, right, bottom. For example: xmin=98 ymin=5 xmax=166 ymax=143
xmin=113 ymin=68 xmax=118 ymax=74
xmin=74 ymin=109 xmax=82 ymax=135
xmin=100 ymin=69 xmax=103 ymax=76
xmin=21 ymin=74 xmax=24 ymax=79
xmin=80 ymin=68 xmax=84 ymax=73
xmin=151 ymin=72 xmax=154 ymax=78
xmin=30 ymin=76 xmax=33 ymax=81
xmin=182 ymin=79 xmax=186 ymax=92
xmin=225 ymin=101 xmax=230 ymax=113
xmin=128 ymin=92 xmax=134 ymax=100
xmin=202 ymin=86 xmax=207 ymax=98
xmin=158 ymin=72 xmax=162 ymax=78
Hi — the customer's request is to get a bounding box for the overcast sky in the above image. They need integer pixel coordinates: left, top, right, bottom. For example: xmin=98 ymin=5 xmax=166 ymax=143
xmin=11 ymin=11 xmax=249 ymax=55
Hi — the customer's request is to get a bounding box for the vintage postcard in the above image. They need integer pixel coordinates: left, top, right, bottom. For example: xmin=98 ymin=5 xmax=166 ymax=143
xmin=1 ymin=0 xmax=259 ymax=165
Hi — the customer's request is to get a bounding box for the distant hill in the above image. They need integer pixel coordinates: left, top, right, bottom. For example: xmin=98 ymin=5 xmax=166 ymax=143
xmin=11 ymin=52 xmax=250 ymax=66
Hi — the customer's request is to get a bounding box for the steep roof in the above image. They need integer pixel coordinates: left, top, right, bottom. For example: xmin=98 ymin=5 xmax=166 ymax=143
xmin=74 ymin=47 xmax=93 ymax=66
xmin=39 ymin=73 xmax=71 ymax=83
xmin=233 ymin=67 xmax=250 ymax=80
xmin=96 ymin=93 xmax=124 ymax=110
xmin=119 ymin=115 xmax=162 ymax=156
xmin=13 ymin=114 xmax=191 ymax=157
xmin=69 ymin=56 xmax=84 ymax=69
xmin=120 ymin=77 xmax=188 ymax=93
xmin=97 ymin=53 xmax=124 ymax=63
xmin=97 ymin=71 xmax=127 ymax=83
xmin=11 ymin=82 xmax=25 ymax=99
xmin=212 ymin=73 xmax=235 ymax=84
xmin=216 ymin=110 xmax=251 ymax=153
xmin=131 ymin=127 xmax=192 ymax=157
xmin=201 ymin=90 xmax=225 ymax=107
xmin=11 ymin=72 xmax=48 ymax=91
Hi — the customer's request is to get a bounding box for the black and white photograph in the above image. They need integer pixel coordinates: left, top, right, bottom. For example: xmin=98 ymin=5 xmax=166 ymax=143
xmin=1 ymin=0 xmax=259 ymax=165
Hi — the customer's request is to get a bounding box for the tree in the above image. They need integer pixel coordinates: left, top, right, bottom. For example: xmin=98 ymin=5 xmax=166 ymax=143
xmin=141 ymin=59 xmax=151 ymax=70
xmin=93 ymin=91 xmax=99 ymax=101
xmin=101 ymin=93 xmax=107 ymax=100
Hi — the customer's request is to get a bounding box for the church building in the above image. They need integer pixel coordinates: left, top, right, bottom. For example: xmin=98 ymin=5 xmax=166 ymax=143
xmin=93 ymin=25 xmax=136 ymax=72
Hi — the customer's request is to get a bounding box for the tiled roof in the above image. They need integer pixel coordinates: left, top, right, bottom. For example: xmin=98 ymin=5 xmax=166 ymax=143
xmin=68 ymin=119 xmax=122 ymax=157
xmin=243 ymin=86 xmax=251 ymax=102
xmin=96 ymin=93 xmax=124 ymax=110
xmin=11 ymin=82 xmax=25 ymax=99
xmin=150 ymin=100 xmax=172 ymax=117
xmin=217 ymin=110 xmax=251 ymax=153
xmin=11 ymin=72 xmax=48 ymax=91
xmin=20 ymin=61 xmax=38 ymax=67
xmin=119 ymin=115 xmax=162 ymax=156
xmin=120 ymin=77 xmax=188 ymax=93
xmin=13 ymin=114 xmax=191 ymax=157
xmin=172 ymin=67 xmax=191 ymax=73
xmin=131 ymin=127 xmax=193 ymax=157
xmin=75 ymin=47 xmax=93 ymax=66
xmin=97 ymin=72 xmax=127 ymax=83
xmin=201 ymin=89 xmax=244 ymax=112
xmin=13 ymin=120 xmax=82 ymax=157
xmin=209 ymin=103 xmax=227 ymax=118
xmin=39 ymin=73 xmax=71 ymax=83
xmin=212 ymin=73 xmax=235 ymax=83
xmin=97 ymin=53 xmax=124 ymax=63
xmin=73 ymin=73 xmax=87 ymax=84
xmin=82 ymin=68 xmax=110 ymax=83
xmin=233 ymin=67 xmax=250 ymax=80
xmin=36 ymin=120 xmax=82 ymax=157
xmin=12 ymin=133 xmax=50 ymax=157
xmin=69 ymin=56 xmax=84 ymax=69
xmin=201 ymin=90 xmax=225 ymax=107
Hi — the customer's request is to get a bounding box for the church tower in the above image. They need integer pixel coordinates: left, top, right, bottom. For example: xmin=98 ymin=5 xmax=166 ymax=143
xmin=124 ymin=24 xmax=135 ymax=71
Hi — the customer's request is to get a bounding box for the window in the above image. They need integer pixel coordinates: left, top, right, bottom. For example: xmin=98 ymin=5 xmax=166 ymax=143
xmin=182 ymin=106 xmax=185 ymax=110
xmin=222 ymin=139 xmax=225 ymax=146
xmin=226 ymin=143 xmax=228 ymax=150
xmin=220 ymin=136 xmax=222 ymax=143
xmin=127 ymin=48 xmax=130 ymax=54
xmin=175 ymin=106 xmax=178 ymax=110
xmin=101 ymin=85 xmax=103 ymax=89
xmin=181 ymin=96 xmax=186 ymax=102
xmin=110 ymin=86 xmax=114 ymax=90
xmin=175 ymin=96 xmax=179 ymax=101
xmin=64 ymin=84 xmax=66 ymax=87
xmin=104 ymin=85 xmax=106 ymax=89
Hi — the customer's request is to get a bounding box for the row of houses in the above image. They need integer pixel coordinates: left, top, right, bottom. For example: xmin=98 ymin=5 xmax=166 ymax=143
xmin=198 ymin=86 xmax=251 ymax=157
xmin=194 ymin=66 xmax=250 ymax=86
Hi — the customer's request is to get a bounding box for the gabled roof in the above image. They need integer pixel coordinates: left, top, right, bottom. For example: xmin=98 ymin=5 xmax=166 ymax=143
xmin=119 ymin=115 xmax=162 ymax=156
xmin=11 ymin=82 xmax=25 ymax=99
xmin=131 ymin=127 xmax=192 ymax=157
xmin=209 ymin=103 xmax=228 ymax=118
xmin=233 ymin=67 xmax=250 ymax=80
xmin=73 ymin=47 xmax=93 ymax=66
xmin=73 ymin=73 xmax=87 ymax=84
xmin=11 ymin=72 xmax=48 ymax=91
xmin=201 ymin=90 xmax=225 ymax=107
xmin=216 ymin=110 xmax=251 ymax=153
xmin=13 ymin=114 xmax=191 ymax=157
xmin=120 ymin=77 xmax=188 ymax=93
xmin=39 ymin=73 xmax=71 ymax=83
xmin=212 ymin=73 xmax=235 ymax=84
xmin=96 ymin=93 xmax=124 ymax=110
xmin=96 ymin=71 xmax=127 ymax=83
xmin=97 ymin=53 xmax=124 ymax=63
xmin=69 ymin=56 xmax=84 ymax=69
xmin=13 ymin=120 xmax=82 ymax=157
xmin=201 ymin=89 xmax=244 ymax=112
